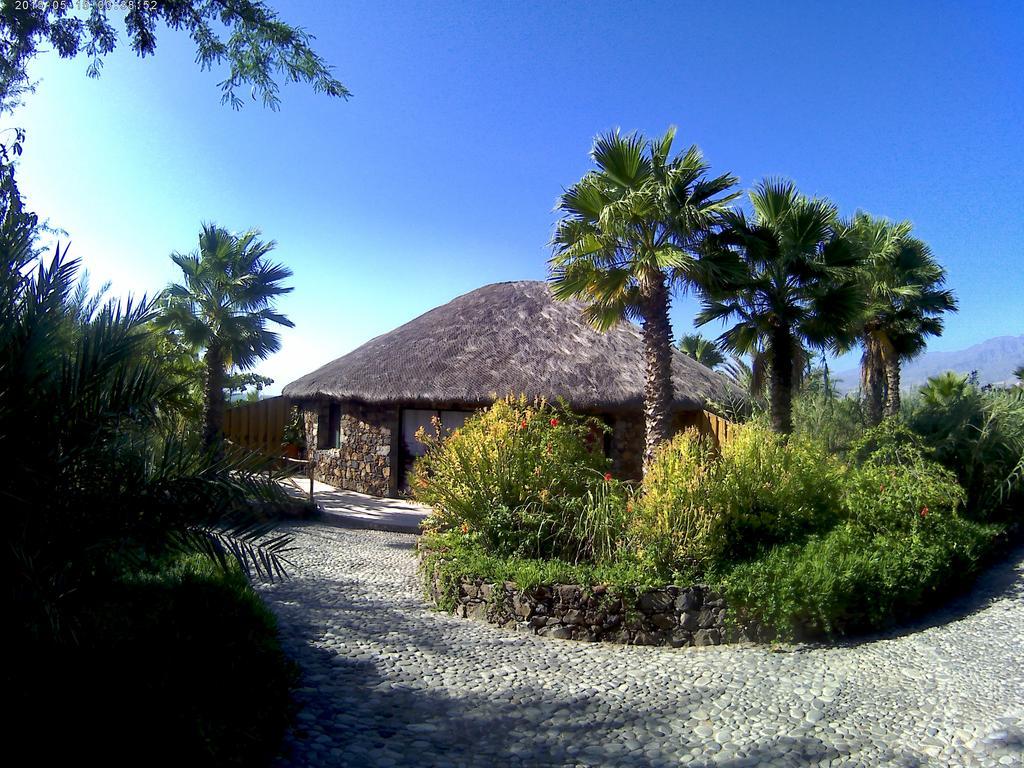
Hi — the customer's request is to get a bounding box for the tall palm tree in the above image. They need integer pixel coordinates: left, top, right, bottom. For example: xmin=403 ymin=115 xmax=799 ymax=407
xmin=157 ymin=224 xmax=294 ymax=448
xmin=881 ymin=237 xmax=956 ymax=417
xmin=841 ymin=213 xmax=906 ymax=425
xmin=677 ymin=332 xmax=726 ymax=369
xmin=549 ymin=127 xmax=738 ymax=468
xmin=697 ymin=179 xmax=863 ymax=434
xmin=842 ymin=213 xmax=956 ymax=423
xmin=1015 ymin=365 xmax=1024 ymax=386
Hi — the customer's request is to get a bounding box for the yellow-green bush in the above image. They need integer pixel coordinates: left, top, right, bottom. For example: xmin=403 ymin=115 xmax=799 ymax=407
xmin=633 ymin=424 xmax=843 ymax=575
xmin=412 ymin=395 xmax=614 ymax=558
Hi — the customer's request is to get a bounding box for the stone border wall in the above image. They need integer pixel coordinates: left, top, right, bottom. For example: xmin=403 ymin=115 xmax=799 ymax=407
xmin=428 ymin=570 xmax=740 ymax=647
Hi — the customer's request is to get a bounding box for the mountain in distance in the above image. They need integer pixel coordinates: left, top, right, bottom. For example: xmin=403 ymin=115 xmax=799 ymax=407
xmin=833 ymin=335 xmax=1024 ymax=393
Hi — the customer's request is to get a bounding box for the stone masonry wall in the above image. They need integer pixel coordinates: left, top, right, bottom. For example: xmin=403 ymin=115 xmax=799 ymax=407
xmin=301 ymin=400 xmax=398 ymax=497
xmin=609 ymin=414 xmax=644 ymax=480
xmin=609 ymin=410 xmax=722 ymax=480
xmin=428 ymin=569 xmax=736 ymax=647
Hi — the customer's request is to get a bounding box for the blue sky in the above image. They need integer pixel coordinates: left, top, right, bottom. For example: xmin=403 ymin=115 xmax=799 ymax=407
xmin=12 ymin=0 xmax=1023 ymax=392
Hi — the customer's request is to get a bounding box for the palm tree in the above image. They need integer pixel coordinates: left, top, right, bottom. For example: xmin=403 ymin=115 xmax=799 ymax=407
xmin=677 ymin=333 xmax=726 ymax=369
xmin=158 ymin=224 xmax=294 ymax=448
xmin=919 ymin=371 xmax=970 ymax=409
xmin=722 ymin=355 xmax=757 ymax=395
xmin=843 ymin=213 xmax=956 ymax=424
xmin=1015 ymin=365 xmax=1024 ymax=385
xmin=549 ymin=127 xmax=738 ymax=468
xmin=697 ymin=179 xmax=863 ymax=434
xmin=0 ymin=210 xmax=292 ymax=645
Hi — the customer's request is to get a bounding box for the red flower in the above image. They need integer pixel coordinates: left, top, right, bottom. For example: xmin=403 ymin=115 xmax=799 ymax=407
xmin=460 ymin=522 xmax=469 ymax=533
xmin=603 ymin=472 xmax=613 ymax=482
xmin=920 ymin=506 xmax=929 ymax=517
xmin=549 ymin=418 xmax=559 ymax=427
xmin=520 ymin=419 xmax=528 ymax=428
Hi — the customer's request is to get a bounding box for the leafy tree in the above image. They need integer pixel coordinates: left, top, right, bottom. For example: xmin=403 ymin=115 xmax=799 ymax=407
xmin=698 ymin=179 xmax=863 ymax=434
xmin=549 ymin=127 xmax=738 ymax=468
xmin=147 ymin=325 xmax=207 ymax=431
xmin=842 ymin=213 xmax=956 ymax=424
xmin=1016 ymin=365 xmax=1024 ymax=385
xmin=677 ymin=332 xmax=726 ymax=369
xmin=226 ymin=371 xmax=274 ymax=399
xmin=0 ymin=1 xmax=349 ymax=113
xmin=157 ymin=224 xmax=293 ymax=448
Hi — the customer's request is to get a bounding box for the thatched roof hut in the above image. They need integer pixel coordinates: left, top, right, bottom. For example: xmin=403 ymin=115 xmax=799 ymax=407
xmin=283 ymin=280 xmax=740 ymax=409
xmin=283 ymin=280 xmax=741 ymax=497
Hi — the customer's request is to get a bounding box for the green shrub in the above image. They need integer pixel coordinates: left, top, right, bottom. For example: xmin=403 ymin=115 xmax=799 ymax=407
xmin=11 ymin=554 xmax=296 ymax=767
xmin=844 ymin=421 xmax=966 ymax=536
xmin=420 ymin=530 xmax=661 ymax=612
xmin=848 ymin=417 xmax=926 ymax=466
xmin=634 ymin=424 xmax=843 ymax=575
xmin=908 ymin=380 xmax=1024 ymax=518
xmin=412 ymin=395 xmax=614 ymax=559
xmin=555 ymin=473 xmax=633 ymax=563
xmin=721 ymin=517 xmax=1001 ymax=638
xmin=791 ymin=373 xmax=866 ymax=456
xmin=630 ymin=428 xmax=719 ymax=575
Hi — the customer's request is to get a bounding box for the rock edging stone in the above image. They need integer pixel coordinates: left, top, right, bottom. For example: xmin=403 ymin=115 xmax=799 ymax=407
xmin=427 ymin=568 xmax=744 ymax=647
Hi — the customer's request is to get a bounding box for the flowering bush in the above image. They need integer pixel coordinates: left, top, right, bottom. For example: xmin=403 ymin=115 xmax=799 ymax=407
xmin=633 ymin=424 xmax=843 ymax=575
xmin=414 ymin=396 xmax=1008 ymax=642
xmin=412 ymin=395 xmax=614 ymax=559
xmin=844 ymin=425 xmax=965 ymax=536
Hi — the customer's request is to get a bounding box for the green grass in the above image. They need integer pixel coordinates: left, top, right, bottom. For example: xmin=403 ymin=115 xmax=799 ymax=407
xmin=421 ymin=531 xmax=663 ymax=611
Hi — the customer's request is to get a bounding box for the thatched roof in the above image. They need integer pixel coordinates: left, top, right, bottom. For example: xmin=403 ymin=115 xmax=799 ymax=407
xmin=283 ymin=280 xmax=743 ymax=411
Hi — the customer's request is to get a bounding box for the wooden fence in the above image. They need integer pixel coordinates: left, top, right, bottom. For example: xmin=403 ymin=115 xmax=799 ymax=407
xmin=223 ymin=395 xmax=292 ymax=456
xmin=701 ymin=410 xmax=734 ymax=446
xmin=676 ymin=409 xmax=736 ymax=447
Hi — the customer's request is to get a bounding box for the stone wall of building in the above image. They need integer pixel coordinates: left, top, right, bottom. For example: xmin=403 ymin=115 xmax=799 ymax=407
xmin=302 ymin=403 xmax=322 ymax=454
xmin=427 ymin=568 xmax=742 ymax=647
xmin=609 ymin=414 xmax=644 ymax=480
xmin=608 ymin=409 xmax=724 ymax=480
xmin=300 ymin=399 xmax=399 ymax=497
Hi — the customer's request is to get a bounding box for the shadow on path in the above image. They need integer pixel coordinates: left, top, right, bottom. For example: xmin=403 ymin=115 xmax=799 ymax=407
xmin=267 ymin=573 xmax=911 ymax=768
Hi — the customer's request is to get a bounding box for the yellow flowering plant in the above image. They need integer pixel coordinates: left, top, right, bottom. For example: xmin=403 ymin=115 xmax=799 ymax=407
xmin=412 ymin=395 xmax=613 ymax=558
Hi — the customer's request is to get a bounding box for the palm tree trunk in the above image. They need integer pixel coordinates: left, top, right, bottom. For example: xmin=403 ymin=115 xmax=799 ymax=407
xmin=861 ymin=332 xmax=884 ymax=427
xmin=203 ymin=345 xmax=226 ymax=450
xmin=769 ymin=326 xmax=794 ymax=434
xmin=640 ymin=275 xmax=675 ymax=472
xmin=884 ymin=356 xmax=902 ymax=418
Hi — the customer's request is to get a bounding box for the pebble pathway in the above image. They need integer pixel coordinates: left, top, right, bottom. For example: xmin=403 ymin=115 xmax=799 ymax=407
xmin=262 ymin=523 xmax=1024 ymax=768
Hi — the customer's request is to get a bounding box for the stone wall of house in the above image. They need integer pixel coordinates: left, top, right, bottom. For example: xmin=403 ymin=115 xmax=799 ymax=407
xmin=609 ymin=414 xmax=644 ymax=480
xmin=300 ymin=399 xmax=398 ymax=497
xmin=427 ymin=569 xmax=742 ymax=647
xmin=608 ymin=409 xmax=722 ymax=479
xmin=302 ymin=403 xmax=321 ymax=454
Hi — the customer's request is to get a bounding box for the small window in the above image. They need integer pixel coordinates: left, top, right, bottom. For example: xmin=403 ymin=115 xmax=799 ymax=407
xmin=401 ymin=409 xmax=437 ymax=459
xmin=318 ymin=403 xmax=342 ymax=449
xmin=399 ymin=408 xmax=473 ymax=488
xmin=328 ymin=403 xmax=342 ymax=448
